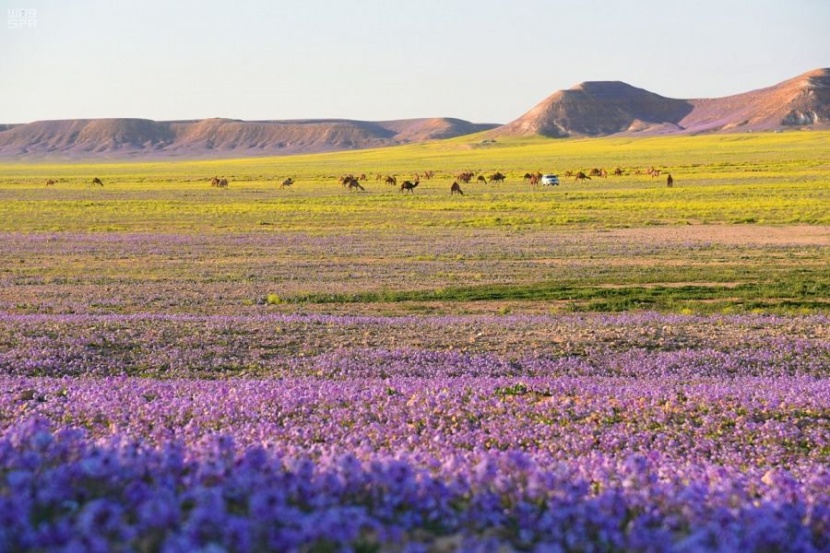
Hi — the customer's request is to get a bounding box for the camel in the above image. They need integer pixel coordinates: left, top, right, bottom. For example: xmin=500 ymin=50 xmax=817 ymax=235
xmin=218 ymin=178 xmax=229 ymax=188
xmin=564 ymin=170 xmax=574 ymax=177
xmin=384 ymin=175 xmax=397 ymax=186
xmin=358 ymin=173 xmax=367 ymax=182
xmin=529 ymin=174 xmax=540 ymax=186
xmin=489 ymin=172 xmax=506 ymax=184
xmin=647 ymin=166 xmax=661 ymax=178
xmin=599 ymin=169 xmax=608 ymax=178
xmin=347 ymin=179 xmax=365 ymax=191
xmin=574 ymin=172 xmax=591 ymax=182
xmin=666 ymin=174 xmax=674 ymax=188
xmin=523 ymin=172 xmax=533 ymax=183
xmin=400 ymin=179 xmax=419 ymax=193
xmin=422 ymin=170 xmax=435 ymax=180
xmin=91 ymin=177 xmax=104 ymax=186
xmin=281 ymin=178 xmax=294 ymax=189
xmin=210 ymin=176 xmax=220 ymax=187
xmin=476 ymin=175 xmax=487 ymax=185
xmin=45 ymin=179 xmax=55 ymax=186
xmin=457 ymin=171 xmax=474 ymax=183
xmin=450 ymin=182 xmax=464 ymax=196
xmin=613 ymin=167 xmax=624 ymax=176
xmin=589 ymin=168 xmax=602 ymax=177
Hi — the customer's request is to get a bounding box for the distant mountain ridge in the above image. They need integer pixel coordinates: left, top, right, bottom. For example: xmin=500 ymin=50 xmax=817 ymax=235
xmin=1 ymin=68 xmax=828 ymax=159
xmin=0 ymin=117 xmax=498 ymax=160
xmin=493 ymin=68 xmax=830 ymax=137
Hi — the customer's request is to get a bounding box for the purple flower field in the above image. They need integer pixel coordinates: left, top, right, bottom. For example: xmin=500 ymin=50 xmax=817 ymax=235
xmin=2 ymin=312 xmax=829 ymax=552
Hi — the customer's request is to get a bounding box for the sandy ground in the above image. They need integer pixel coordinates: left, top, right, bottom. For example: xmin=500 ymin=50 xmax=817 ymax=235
xmin=598 ymin=225 xmax=830 ymax=246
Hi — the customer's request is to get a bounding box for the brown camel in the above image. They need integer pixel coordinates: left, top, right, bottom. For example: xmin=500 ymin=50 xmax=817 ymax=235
xmin=476 ymin=175 xmax=487 ymax=184
xmin=45 ymin=179 xmax=56 ymax=186
xmin=457 ymin=171 xmax=474 ymax=183
xmin=488 ymin=172 xmax=506 ymax=184
xmin=210 ymin=176 xmax=220 ymax=187
xmin=666 ymin=174 xmax=674 ymax=188
xmin=281 ymin=178 xmax=294 ymax=189
xmin=450 ymin=182 xmax=464 ymax=196
xmin=91 ymin=177 xmax=104 ymax=186
xmin=400 ymin=179 xmax=419 ymax=193
xmin=384 ymin=175 xmax=397 ymax=186
xmin=218 ymin=178 xmax=229 ymax=188
xmin=613 ymin=167 xmax=623 ymax=176
xmin=574 ymin=172 xmax=591 ymax=182
xmin=341 ymin=175 xmax=363 ymax=190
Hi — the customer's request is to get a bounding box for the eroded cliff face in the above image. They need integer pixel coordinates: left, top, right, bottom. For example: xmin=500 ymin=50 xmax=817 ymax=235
xmin=0 ymin=117 xmax=498 ymax=159
xmin=492 ymin=68 xmax=830 ymax=138
xmin=3 ymin=69 xmax=828 ymax=158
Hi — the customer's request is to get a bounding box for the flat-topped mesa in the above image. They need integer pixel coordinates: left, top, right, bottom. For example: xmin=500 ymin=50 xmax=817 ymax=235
xmin=492 ymin=68 xmax=830 ymax=138
xmin=2 ymin=68 xmax=828 ymax=158
xmin=0 ymin=117 xmax=498 ymax=160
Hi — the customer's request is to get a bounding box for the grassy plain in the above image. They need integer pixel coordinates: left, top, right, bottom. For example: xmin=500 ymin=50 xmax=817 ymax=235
xmin=1 ymin=131 xmax=828 ymax=315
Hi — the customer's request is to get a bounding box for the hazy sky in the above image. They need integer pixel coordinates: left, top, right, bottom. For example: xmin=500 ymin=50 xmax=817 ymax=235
xmin=2 ymin=0 xmax=828 ymax=124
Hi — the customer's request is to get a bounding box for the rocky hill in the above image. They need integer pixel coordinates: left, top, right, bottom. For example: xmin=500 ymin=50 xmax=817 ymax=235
xmin=493 ymin=68 xmax=830 ymax=137
xmin=0 ymin=117 xmax=498 ymax=160
xmin=3 ymin=69 xmax=828 ymax=159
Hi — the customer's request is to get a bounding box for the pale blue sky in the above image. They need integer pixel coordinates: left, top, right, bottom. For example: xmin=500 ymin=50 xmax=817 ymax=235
xmin=2 ymin=0 xmax=828 ymax=124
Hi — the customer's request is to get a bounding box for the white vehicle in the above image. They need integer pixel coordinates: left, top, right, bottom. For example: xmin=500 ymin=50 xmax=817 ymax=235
xmin=541 ymin=174 xmax=559 ymax=186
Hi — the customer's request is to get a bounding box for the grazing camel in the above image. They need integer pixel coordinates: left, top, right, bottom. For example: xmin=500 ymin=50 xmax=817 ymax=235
xmin=281 ymin=178 xmax=294 ymax=189
xmin=400 ymin=179 xmax=419 ymax=193
xmin=45 ymin=179 xmax=56 ymax=186
xmin=523 ymin=172 xmax=533 ymax=183
xmin=450 ymin=182 xmax=464 ymax=196
xmin=457 ymin=171 xmax=474 ymax=183
xmin=613 ymin=167 xmax=624 ymax=176
xmin=476 ymin=175 xmax=487 ymax=185
xmin=341 ymin=175 xmax=360 ymax=189
xmin=574 ymin=171 xmax=591 ymax=182
xmin=91 ymin=177 xmax=104 ymax=186
xmin=488 ymin=172 xmax=506 ymax=184
xmin=384 ymin=175 xmax=397 ymax=186
xmin=210 ymin=176 xmax=221 ymax=187
xmin=666 ymin=174 xmax=674 ymax=188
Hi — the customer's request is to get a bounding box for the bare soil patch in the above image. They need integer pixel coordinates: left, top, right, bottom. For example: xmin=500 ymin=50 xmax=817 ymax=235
xmin=601 ymin=225 xmax=830 ymax=246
